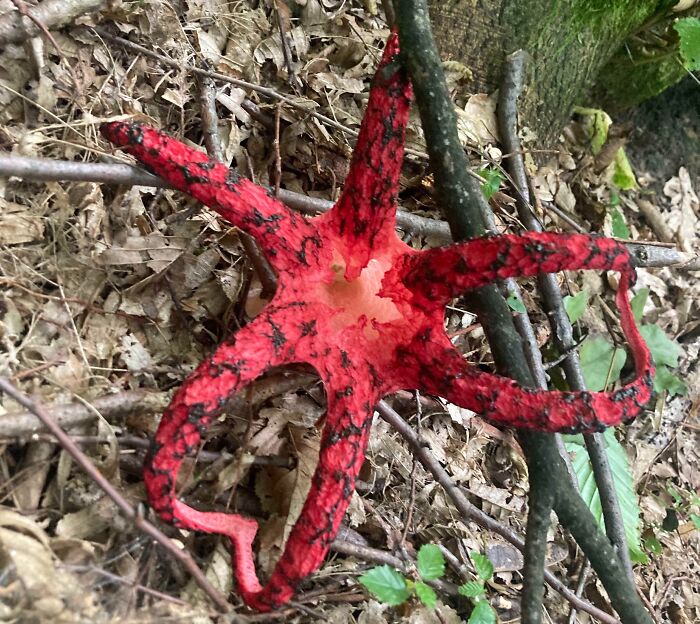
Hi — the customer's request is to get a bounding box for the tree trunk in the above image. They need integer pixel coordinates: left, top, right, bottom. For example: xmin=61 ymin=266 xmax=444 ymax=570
xmin=426 ymin=0 xmax=696 ymax=145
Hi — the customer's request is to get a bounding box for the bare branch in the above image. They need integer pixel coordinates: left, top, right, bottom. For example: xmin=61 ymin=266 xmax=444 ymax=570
xmin=0 ymin=0 xmax=106 ymax=45
xmin=0 ymin=377 xmax=231 ymax=613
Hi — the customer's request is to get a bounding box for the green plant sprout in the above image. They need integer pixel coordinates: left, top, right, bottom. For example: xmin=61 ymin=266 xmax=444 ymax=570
xmin=359 ymin=545 xmax=498 ymax=622
xmin=563 ymin=288 xmax=687 ymax=397
xmin=479 ymin=167 xmax=504 ymax=201
xmin=458 ymin=551 xmax=498 ymax=624
xmin=359 ymin=544 xmax=444 ymax=608
xmin=674 ymin=17 xmax=700 ymax=71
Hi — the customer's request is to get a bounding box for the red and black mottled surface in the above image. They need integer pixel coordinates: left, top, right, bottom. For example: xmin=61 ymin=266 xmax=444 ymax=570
xmin=101 ymin=31 xmax=653 ymax=612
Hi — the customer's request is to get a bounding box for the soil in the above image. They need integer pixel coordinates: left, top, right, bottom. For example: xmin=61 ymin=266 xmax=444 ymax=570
xmin=619 ymin=75 xmax=700 ymax=193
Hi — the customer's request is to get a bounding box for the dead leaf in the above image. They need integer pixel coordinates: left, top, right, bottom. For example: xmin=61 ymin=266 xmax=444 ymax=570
xmin=455 ymin=93 xmax=500 ymax=146
xmin=0 ymin=201 xmax=44 ymax=244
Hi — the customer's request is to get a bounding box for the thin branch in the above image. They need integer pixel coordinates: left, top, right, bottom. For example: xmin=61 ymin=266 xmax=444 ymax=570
xmin=0 ymin=377 xmax=231 ymax=613
xmin=273 ymin=0 xmax=299 ymax=89
xmin=0 ymin=0 xmax=106 ymax=45
xmin=498 ymin=50 xmax=633 ymax=581
xmin=1 ymin=154 xmax=692 ymax=269
xmin=331 ymin=538 xmax=460 ymax=597
xmin=376 ymin=401 xmax=619 ymax=624
xmin=521 ymin=472 xmax=556 ymax=623
xmin=395 ymin=3 xmax=652 ymax=622
xmin=197 ymin=73 xmax=278 ymax=298
xmin=0 ymin=389 xmax=168 ymax=437
xmin=400 ymin=392 xmax=421 ymax=545
xmin=567 ymin=560 xmax=592 ymax=624
xmin=9 ymin=0 xmax=75 ymax=79
xmin=64 ymin=564 xmax=189 ymax=606
xmin=92 ymin=27 xmax=434 ymax=160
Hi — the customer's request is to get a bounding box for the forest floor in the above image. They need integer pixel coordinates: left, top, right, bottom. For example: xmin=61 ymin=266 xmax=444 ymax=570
xmin=0 ymin=2 xmax=698 ymax=623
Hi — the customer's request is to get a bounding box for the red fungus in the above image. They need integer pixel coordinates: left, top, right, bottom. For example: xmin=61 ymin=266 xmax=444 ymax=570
xmin=101 ymin=31 xmax=653 ymax=612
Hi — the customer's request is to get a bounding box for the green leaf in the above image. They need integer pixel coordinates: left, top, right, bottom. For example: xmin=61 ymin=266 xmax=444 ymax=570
xmin=459 ymin=580 xmax=486 ymax=599
xmin=574 ymin=107 xmax=611 ymax=154
xmin=653 ymin=365 xmax=687 ymax=396
xmin=359 ymin=566 xmax=411 ymax=606
xmin=470 ymin=551 xmax=494 ymax=582
xmin=639 ymin=325 xmax=683 ymax=368
xmin=565 ymin=429 xmax=645 ymax=563
xmin=563 ymin=290 xmax=589 ymax=324
xmin=690 ymin=513 xmax=700 ymax=531
xmin=667 ymin=485 xmax=683 ymax=507
xmin=479 ymin=167 xmax=504 ymax=200
xmin=417 ymin=544 xmax=446 ymax=581
xmin=630 ymin=288 xmax=649 ymax=323
xmin=579 ymin=336 xmax=627 ymax=391
xmin=643 ymin=533 xmax=663 ymax=555
xmin=506 ymin=293 xmax=527 ymax=314
xmin=612 ymin=148 xmax=637 ymax=191
xmin=674 ymin=17 xmax=700 ymax=71
xmin=469 ymin=600 xmax=498 ymax=624
xmin=415 ymin=582 xmax=438 ymax=608
xmin=610 ymin=206 xmax=630 ymax=239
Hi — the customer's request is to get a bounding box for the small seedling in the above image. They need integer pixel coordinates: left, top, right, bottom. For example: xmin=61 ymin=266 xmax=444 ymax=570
xmin=359 ymin=544 xmax=444 ymax=608
xmin=458 ymin=551 xmax=497 ymax=624
xmin=360 ymin=545 xmax=498 ymax=622
xmin=479 ymin=167 xmax=504 ymax=200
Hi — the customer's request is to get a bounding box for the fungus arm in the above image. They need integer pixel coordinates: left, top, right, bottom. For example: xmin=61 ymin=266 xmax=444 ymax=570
xmin=320 ymin=30 xmax=413 ymax=278
xmin=402 ymin=232 xmax=635 ymax=307
xmin=101 ymin=122 xmax=316 ymax=272
xmin=407 ymin=272 xmax=653 ymax=432
xmin=144 ymin=308 xmax=379 ymax=612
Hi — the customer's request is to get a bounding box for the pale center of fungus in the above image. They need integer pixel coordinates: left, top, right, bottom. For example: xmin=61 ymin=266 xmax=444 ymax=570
xmin=320 ymin=254 xmax=401 ymax=338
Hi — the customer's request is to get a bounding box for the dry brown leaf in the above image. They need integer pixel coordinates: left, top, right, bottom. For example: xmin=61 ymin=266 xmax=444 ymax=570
xmin=283 ymin=427 xmax=321 ymax=544
xmin=119 ymin=332 xmax=153 ymax=372
xmin=0 ymin=201 xmax=45 ymax=244
xmin=0 ymin=509 xmax=96 ymax=619
xmin=307 ymin=72 xmax=365 ymax=95
xmin=456 ymin=93 xmax=499 ymax=146
xmin=664 ymin=167 xmax=699 ymax=252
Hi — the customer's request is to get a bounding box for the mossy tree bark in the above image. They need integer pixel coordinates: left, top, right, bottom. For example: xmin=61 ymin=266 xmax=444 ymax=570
xmin=426 ymin=0 xmax=698 ymax=145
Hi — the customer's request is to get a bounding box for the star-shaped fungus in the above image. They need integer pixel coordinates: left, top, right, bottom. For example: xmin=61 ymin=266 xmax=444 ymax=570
xmin=101 ymin=32 xmax=653 ymax=612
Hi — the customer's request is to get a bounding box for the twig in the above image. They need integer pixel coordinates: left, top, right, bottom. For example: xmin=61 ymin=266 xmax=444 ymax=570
xmin=93 ymin=29 xmax=355 ymax=148
xmin=1 ymin=154 xmax=692 ymax=268
xmin=400 ymin=392 xmax=421 ymax=545
xmin=286 ymin=600 xmax=324 ymax=619
xmin=198 ymin=73 xmax=225 ymax=163
xmin=437 ymin=543 xmax=470 ymax=582
xmin=0 ymin=377 xmax=231 ymax=613
xmin=63 ymin=564 xmax=189 ymax=607
xmin=521 ymin=469 xmax=556 ymax=623
xmin=376 ymin=401 xmax=619 ymax=624
xmin=9 ymin=0 xmax=81 ymax=95
xmin=272 ymin=104 xmax=282 ymax=196
xmin=0 ymin=0 xmax=106 ymax=45
xmin=92 ymin=27 xmax=433 ymax=160
xmin=330 ymin=538 xmax=460 ymax=597
xmin=567 ymin=559 xmax=591 ymax=624
xmin=239 ymin=99 xmax=275 ymax=130
xmin=498 ymin=50 xmax=633 ymax=582
xmin=118 ymin=432 xmax=293 ymax=469
xmin=273 ymin=0 xmax=299 ymax=89
xmin=395 ymin=4 xmax=652 ymax=622
xmin=197 ymin=73 xmax=277 ymax=298
xmin=637 ymin=199 xmax=675 ymax=244
xmin=0 ymin=389 xmax=168 ymax=437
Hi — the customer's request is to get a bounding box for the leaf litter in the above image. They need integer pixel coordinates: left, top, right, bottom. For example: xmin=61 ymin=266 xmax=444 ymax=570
xmin=0 ymin=0 xmax=698 ymax=622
